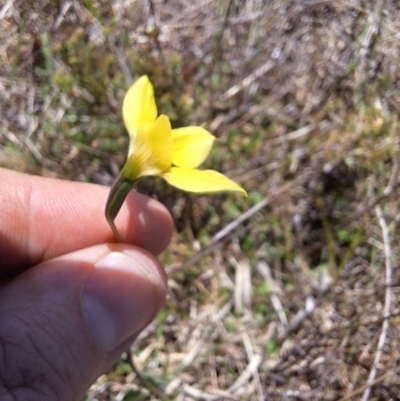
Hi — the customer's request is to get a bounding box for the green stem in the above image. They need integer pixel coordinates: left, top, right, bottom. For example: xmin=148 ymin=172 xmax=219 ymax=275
xmin=105 ymin=175 xmax=134 ymax=242
xmin=126 ymin=349 xmax=170 ymax=401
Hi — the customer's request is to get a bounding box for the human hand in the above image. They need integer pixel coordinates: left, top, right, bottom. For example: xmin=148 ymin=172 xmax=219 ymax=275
xmin=0 ymin=168 xmax=173 ymax=401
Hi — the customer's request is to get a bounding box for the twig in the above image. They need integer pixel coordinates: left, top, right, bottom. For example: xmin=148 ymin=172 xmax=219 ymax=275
xmin=384 ymin=158 xmax=399 ymax=196
xmin=286 ymin=271 xmax=332 ymax=335
xmin=0 ymin=0 xmax=13 ymax=18
xmin=231 ymin=258 xmax=252 ymax=315
xmin=240 ymin=329 xmax=265 ymax=401
xmin=183 ymin=385 xmax=237 ymax=401
xmin=221 ymin=60 xmax=274 ymax=101
xmin=204 ymin=0 xmax=235 ymax=118
xmin=147 ymin=0 xmax=167 ymax=70
xmin=361 ymin=206 xmax=393 ymax=401
xmin=212 ymin=173 xmax=310 ymax=244
xmin=338 ymin=367 xmax=400 ymax=401
xmin=126 ymin=349 xmax=170 ymax=401
xmin=177 ymin=301 xmax=233 ymax=371
xmin=358 ymin=0 xmax=386 ymax=76
xmin=171 ymin=172 xmax=312 ymax=272
xmin=4 ymin=129 xmax=43 ymax=163
xmin=227 ymin=354 xmax=262 ymax=393
xmin=343 ymin=181 xmax=400 ymax=227
xmin=256 ymin=261 xmax=288 ymax=332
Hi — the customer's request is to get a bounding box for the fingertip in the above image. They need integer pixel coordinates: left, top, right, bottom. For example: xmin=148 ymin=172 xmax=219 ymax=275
xmin=82 ymin=245 xmax=168 ymax=353
xmin=118 ymin=192 xmax=174 ymax=255
xmin=0 ymin=169 xmax=173 ymax=275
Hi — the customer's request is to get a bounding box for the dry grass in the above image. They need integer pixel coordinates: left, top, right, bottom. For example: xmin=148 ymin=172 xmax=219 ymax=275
xmin=1 ymin=0 xmax=400 ymax=400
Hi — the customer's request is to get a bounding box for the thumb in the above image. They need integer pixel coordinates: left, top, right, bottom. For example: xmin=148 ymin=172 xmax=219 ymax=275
xmin=0 ymin=244 xmax=168 ymax=401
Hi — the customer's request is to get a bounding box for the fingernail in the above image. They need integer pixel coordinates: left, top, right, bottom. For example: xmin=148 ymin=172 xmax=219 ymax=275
xmin=81 ymin=250 xmax=167 ymax=353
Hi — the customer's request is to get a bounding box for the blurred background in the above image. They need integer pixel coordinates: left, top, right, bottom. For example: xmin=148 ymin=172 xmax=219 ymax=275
xmin=1 ymin=0 xmax=400 ymax=399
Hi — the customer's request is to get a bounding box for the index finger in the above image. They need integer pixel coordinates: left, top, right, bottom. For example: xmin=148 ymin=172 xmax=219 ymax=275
xmin=0 ymin=168 xmax=173 ymax=277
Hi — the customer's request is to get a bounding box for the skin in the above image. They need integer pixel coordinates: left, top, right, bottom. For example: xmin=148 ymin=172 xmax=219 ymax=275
xmin=0 ymin=168 xmax=173 ymax=401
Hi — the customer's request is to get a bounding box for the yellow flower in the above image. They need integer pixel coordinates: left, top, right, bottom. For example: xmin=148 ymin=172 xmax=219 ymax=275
xmin=106 ymin=75 xmax=246 ymax=241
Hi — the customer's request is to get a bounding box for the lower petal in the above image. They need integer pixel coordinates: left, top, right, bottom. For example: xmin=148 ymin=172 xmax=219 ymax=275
xmin=161 ymin=167 xmax=247 ymax=195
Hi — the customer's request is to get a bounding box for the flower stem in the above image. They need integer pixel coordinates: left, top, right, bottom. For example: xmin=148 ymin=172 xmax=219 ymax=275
xmin=105 ymin=175 xmax=134 ymax=242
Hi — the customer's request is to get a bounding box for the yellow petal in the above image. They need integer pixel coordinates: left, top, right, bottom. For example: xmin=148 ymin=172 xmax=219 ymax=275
xmin=122 ymin=75 xmax=157 ymax=138
xmin=121 ymin=115 xmax=173 ymax=180
xmin=161 ymin=167 xmax=247 ymax=195
xmin=171 ymin=127 xmax=215 ymax=168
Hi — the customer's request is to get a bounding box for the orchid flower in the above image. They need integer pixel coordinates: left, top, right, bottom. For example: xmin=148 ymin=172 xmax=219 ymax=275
xmin=105 ymin=75 xmax=246 ymax=242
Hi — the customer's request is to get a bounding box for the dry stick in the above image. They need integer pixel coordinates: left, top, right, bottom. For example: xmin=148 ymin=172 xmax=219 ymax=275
xmin=230 ymin=257 xmax=252 ymax=315
xmin=180 ymin=301 xmax=232 ymax=369
xmin=203 ymin=0 xmax=235 ymax=117
xmin=256 ymin=261 xmax=288 ymax=332
xmin=221 ymin=61 xmax=274 ymax=101
xmin=286 ymin=287 xmax=330 ymax=335
xmin=147 ymin=0 xmax=167 ymax=70
xmin=227 ymin=354 xmax=263 ymax=394
xmin=126 ymin=350 xmax=171 ymax=401
xmin=314 ymin=0 xmax=387 ymax=114
xmin=338 ymin=367 xmax=400 ymax=401
xmin=343 ymin=181 xmax=400 ymax=227
xmin=355 ymin=0 xmax=387 ymax=112
xmin=174 ymin=172 xmax=312 ymax=272
xmin=181 ymin=302 xmax=236 ymax=400
xmin=212 ymin=173 xmax=310 ymax=245
xmin=240 ymin=330 xmax=265 ymax=401
xmin=360 ymin=206 xmax=393 ymax=401
xmin=183 ymin=385 xmax=236 ymax=401
xmin=358 ymin=0 xmax=387 ymax=77
xmin=383 ymin=155 xmax=400 ymax=197
xmin=4 ymin=129 xmax=43 ymax=163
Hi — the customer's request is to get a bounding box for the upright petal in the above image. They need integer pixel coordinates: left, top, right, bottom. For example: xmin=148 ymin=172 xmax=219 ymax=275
xmin=122 ymin=115 xmax=173 ymax=180
xmin=161 ymin=167 xmax=247 ymax=195
xmin=122 ymin=75 xmax=158 ymax=138
xmin=171 ymin=127 xmax=215 ymax=168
